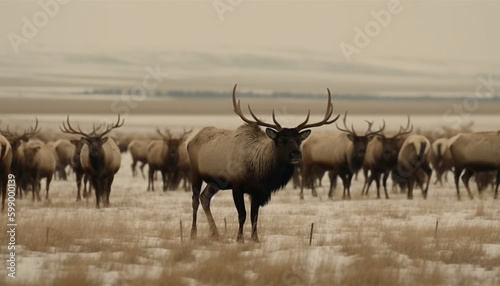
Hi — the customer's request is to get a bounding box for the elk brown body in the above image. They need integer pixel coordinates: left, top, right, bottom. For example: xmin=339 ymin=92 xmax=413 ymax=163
xmin=397 ymin=134 xmax=432 ymax=199
xmin=188 ymin=84 xmax=338 ymax=242
xmin=448 ymin=131 xmax=500 ymax=200
xmin=23 ymin=141 xmax=57 ymax=201
xmin=60 ymin=115 xmax=124 ymax=208
xmin=300 ymin=114 xmax=381 ymax=200
xmin=128 ymin=139 xmax=149 ymax=178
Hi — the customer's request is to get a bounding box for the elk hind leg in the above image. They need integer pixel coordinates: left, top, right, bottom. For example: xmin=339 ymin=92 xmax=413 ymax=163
xmin=190 ymin=175 xmax=203 ymax=239
xmin=454 ymin=168 xmax=463 ymax=200
xmin=200 ymin=184 xmax=220 ymax=240
xmin=461 ymin=169 xmax=474 ymax=199
xmin=45 ymin=175 xmax=53 ymax=200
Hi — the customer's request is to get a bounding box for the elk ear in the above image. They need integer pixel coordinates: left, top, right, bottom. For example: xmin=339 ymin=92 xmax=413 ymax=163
xmin=299 ymin=130 xmax=311 ymax=141
xmin=265 ymin=128 xmax=278 ymax=140
xmin=101 ymin=137 xmax=109 ymax=144
xmin=346 ymin=134 xmax=354 ymax=142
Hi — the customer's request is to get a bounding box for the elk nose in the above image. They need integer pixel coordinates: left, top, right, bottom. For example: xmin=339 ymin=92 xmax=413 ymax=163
xmin=290 ymin=151 xmax=302 ymax=164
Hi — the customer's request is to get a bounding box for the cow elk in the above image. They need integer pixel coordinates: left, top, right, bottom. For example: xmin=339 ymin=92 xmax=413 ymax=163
xmin=146 ymin=129 xmax=191 ymax=191
xmin=128 ymin=139 xmax=149 ymax=178
xmin=300 ymin=113 xmax=382 ymax=200
xmin=23 ymin=141 xmax=57 ymax=201
xmin=60 ymin=115 xmax=124 ymax=208
xmin=52 ymin=139 xmax=76 ymax=180
xmin=397 ymin=134 xmax=432 ymax=199
xmin=188 ymin=84 xmax=339 ymax=242
xmin=448 ymin=131 xmax=500 ymax=200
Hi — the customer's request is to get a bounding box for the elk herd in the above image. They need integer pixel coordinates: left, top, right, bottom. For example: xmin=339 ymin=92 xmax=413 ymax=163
xmin=0 ymin=84 xmax=499 ymax=241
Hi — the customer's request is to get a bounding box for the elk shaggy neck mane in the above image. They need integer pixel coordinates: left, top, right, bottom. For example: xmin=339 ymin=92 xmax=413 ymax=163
xmin=236 ymin=124 xmax=294 ymax=206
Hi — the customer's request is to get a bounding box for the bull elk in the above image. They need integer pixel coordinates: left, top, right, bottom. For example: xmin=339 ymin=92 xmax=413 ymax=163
xmin=361 ymin=117 xmax=413 ymax=199
xmin=448 ymin=131 xmax=500 ymax=200
xmin=60 ymin=115 xmax=124 ymax=208
xmin=188 ymin=84 xmax=339 ymax=242
xmin=0 ymin=134 xmax=12 ymax=211
xmin=300 ymin=113 xmax=382 ymax=200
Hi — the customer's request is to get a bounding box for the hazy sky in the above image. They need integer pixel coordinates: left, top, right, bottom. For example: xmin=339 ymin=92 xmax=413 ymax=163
xmin=1 ymin=0 xmax=499 ymax=64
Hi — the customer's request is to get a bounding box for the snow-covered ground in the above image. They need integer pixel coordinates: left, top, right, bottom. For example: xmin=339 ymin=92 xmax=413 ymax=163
xmin=1 ymin=115 xmax=499 ymax=286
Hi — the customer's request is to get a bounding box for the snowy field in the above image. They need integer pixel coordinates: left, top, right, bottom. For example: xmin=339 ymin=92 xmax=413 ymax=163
xmin=1 ymin=113 xmax=500 ymax=286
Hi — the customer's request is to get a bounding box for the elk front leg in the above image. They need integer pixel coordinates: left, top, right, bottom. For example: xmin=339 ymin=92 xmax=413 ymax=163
xmin=232 ymin=189 xmax=246 ymax=243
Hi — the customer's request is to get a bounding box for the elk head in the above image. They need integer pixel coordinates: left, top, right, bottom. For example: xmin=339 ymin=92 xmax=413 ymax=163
xmin=336 ymin=112 xmax=383 ymax=168
xmin=60 ymin=115 xmax=124 ymax=158
xmin=232 ymin=84 xmax=339 ymax=165
xmin=376 ymin=116 xmax=413 ymax=164
xmin=0 ymin=118 xmax=40 ymax=150
xmin=156 ymin=128 xmax=192 ymax=167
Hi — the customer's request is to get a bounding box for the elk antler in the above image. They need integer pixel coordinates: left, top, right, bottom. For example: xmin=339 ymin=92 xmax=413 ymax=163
xmin=96 ymin=114 xmax=124 ymax=138
xmin=295 ymin=88 xmax=340 ymax=131
xmin=364 ymin=119 xmax=384 ymax=137
xmin=60 ymin=115 xmax=90 ymax=138
xmin=232 ymin=84 xmax=339 ymax=131
xmin=0 ymin=118 xmax=40 ymax=142
xmin=60 ymin=115 xmax=123 ymax=138
xmin=181 ymin=128 xmax=193 ymax=141
xmin=156 ymin=128 xmax=171 ymax=139
xmin=232 ymin=84 xmax=283 ymax=131
xmin=336 ymin=112 xmax=357 ymax=136
xmin=394 ymin=115 xmax=413 ymax=138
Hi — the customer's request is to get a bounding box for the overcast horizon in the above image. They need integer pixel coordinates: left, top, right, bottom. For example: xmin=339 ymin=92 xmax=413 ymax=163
xmin=1 ymin=1 xmax=499 ymax=96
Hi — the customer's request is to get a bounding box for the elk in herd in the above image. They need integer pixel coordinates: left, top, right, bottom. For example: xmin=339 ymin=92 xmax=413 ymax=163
xmin=427 ymin=137 xmax=454 ymax=186
xmin=52 ymin=139 xmax=76 ymax=180
xmin=128 ymin=139 xmax=149 ymax=178
xmin=300 ymin=113 xmax=382 ymax=200
xmin=60 ymin=115 xmax=124 ymax=208
xmin=23 ymin=141 xmax=57 ymax=201
xmin=0 ymin=134 xmax=12 ymax=211
xmin=361 ymin=118 xmax=413 ymax=199
xmin=448 ymin=131 xmax=500 ymax=200
xmin=146 ymin=129 xmax=191 ymax=191
xmin=188 ymin=84 xmax=338 ymax=242
xmin=0 ymin=119 xmax=40 ymax=199
xmin=69 ymin=139 xmax=92 ymax=201
xmin=397 ymin=134 xmax=432 ymax=199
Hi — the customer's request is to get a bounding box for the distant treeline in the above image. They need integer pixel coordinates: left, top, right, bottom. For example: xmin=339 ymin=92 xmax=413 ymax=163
xmin=81 ymin=88 xmax=500 ymax=102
